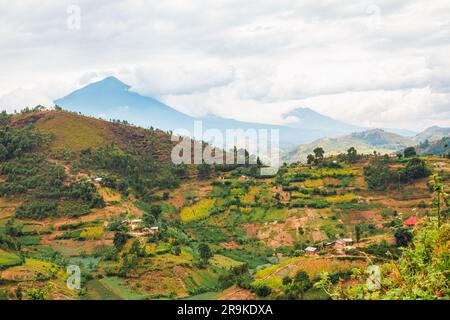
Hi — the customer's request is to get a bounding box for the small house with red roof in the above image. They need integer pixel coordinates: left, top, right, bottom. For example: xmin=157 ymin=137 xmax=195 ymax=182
xmin=403 ymin=216 xmax=419 ymax=227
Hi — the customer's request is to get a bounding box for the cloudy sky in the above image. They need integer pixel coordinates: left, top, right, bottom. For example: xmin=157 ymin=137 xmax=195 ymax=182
xmin=0 ymin=0 xmax=449 ymax=131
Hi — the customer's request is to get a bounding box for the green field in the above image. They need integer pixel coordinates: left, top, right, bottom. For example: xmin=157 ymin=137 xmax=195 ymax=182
xmin=0 ymin=249 xmax=22 ymax=270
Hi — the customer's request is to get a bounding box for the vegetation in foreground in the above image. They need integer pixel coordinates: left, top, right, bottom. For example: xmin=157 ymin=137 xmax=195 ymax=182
xmin=0 ymin=109 xmax=448 ymax=300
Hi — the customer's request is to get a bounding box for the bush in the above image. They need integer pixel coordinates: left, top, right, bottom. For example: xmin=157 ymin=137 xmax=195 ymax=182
xmin=251 ymin=284 xmax=272 ymax=297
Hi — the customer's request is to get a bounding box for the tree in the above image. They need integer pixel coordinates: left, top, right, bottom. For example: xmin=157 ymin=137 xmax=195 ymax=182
xmin=403 ymin=157 xmax=430 ymax=181
xmin=313 ymin=147 xmax=325 ymax=161
xmin=394 ymin=228 xmax=413 ymax=247
xmin=143 ymin=204 xmax=162 ymax=226
xmin=198 ymin=243 xmax=213 ymax=265
xmin=355 ymin=224 xmax=362 ymax=243
xmin=429 ymin=174 xmax=448 ymax=228
xmin=403 ymin=146 xmax=417 ymax=158
xmin=5 ymin=219 xmax=23 ymax=237
xmin=317 ymin=220 xmax=449 ymax=300
xmin=252 ymin=284 xmax=272 ymax=297
xmin=273 ymin=193 xmax=281 ymax=206
xmin=113 ymin=232 xmax=129 ymax=251
xmin=198 ymin=161 xmax=212 ymax=179
xmin=150 ymin=204 xmax=162 ymax=217
xmin=307 ymin=154 xmax=315 ymax=165
xmin=284 ymin=270 xmax=312 ymax=299
xmin=282 ymin=276 xmax=292 ymax=286
xmin=363 ymin=158 xmax=392 ymax=191
xmin=347 ymin=147 xmax=358 ymax=163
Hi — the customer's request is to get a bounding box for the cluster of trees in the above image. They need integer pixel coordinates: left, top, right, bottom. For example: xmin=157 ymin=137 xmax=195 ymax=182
xmin=306 ymin=147 xmax=325 ymax=165
xmin=0 ymin=125 xmax=47 ymax=161
xmin=0 ymin=124 xmax=106 ymax=220
xmin=337 ymin=147 xmax=362 ymax=163
xmin=364 ymin=156 xmax=431 ymax=191
xmin=77 ymin=144 xmax=180 ymax=197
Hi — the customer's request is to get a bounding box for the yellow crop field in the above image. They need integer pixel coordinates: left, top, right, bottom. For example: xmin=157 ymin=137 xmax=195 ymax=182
xmin=98 ymin=187 xmax=121 ymax=202
xmin=180 ymin=199 xmax=215 ymax=223
xmin=326 ymin=193 xmax=357 ymax=204
xmin=80 ymin=226 xmax=104 ymax=240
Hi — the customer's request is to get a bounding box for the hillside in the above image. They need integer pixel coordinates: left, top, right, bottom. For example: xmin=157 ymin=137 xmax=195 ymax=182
xmin=283 ymin=129 xmax=413 ymax=162
xmin=417 ymin=136 xmax=450 ymax=156
xmin=11 ymin=110 xmax=176 ymax=162
xmin=0 ymin=109 xmax=448 ymax=300
xmin=414 ymin=126 xmax=450 ymax=144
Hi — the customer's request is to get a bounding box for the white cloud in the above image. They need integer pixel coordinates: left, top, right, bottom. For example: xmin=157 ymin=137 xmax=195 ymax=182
xmin=0 ymin=0 xmax=449 ymax=130
xmin=0 ymin=88 xmax=54 ymax=113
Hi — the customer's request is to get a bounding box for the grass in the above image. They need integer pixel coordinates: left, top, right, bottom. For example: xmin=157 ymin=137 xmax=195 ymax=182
xmin=235 ymin=207 xmax=288 ymax=223
xmin=17 ymin=235 xmax=42 ymax=246
xmin=209 ymin=254 xmax=244 ymax=269
xmin=98 ymin=187 xmax=121 ymax=202
xmin=85 ymin=279 xmax=122 ymax=300
xmin=184 ymin=291 xmax=220 ymax=300
xmin=34 ymin=111 xmax=110 ymax=151
xmin=180 ymin=199 xmax=215 ymax=223
xmin=79 ymin=226 xmax=104 ymax=240
xmin=0 ymin=249 xmax=22 ymax=270
xmin=221 ymin=249 xmax=269 ymax=269
xmin=326 ymin=193 xmax=358 ymax=204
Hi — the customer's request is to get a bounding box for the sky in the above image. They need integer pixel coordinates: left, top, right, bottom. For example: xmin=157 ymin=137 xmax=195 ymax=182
xmin=0 ymin=0 xmax=449 ymax=131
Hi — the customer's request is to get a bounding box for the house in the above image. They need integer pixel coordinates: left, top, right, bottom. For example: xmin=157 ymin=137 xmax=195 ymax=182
xmin=335 ymin=238 xmax=353 ymax=248
xmin=324 ymin=241 xmax=335 ymax=249
xmin=238 ymin=175 xmax=249 ymax=181
xmin=403 ymin=216 xmax=419 ymax=227
xmin=305 ymin=246 xmax=318 ymax=255
xmin=342 ymin=238 xmax=353 ymax=245
xmin=121 ymin=219 xmax=143 ymax=231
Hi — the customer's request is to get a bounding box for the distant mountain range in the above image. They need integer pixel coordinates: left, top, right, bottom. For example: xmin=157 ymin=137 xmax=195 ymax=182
xmin=283 ymin=126 xmax=450 ymax=162
xmin=54 ymin=77 xmax=365 ymax=148
xmin=54 ymin=76 xmax=449 ymax=156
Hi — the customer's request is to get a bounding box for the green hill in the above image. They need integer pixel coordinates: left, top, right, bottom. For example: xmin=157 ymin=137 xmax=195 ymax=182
xmin=284 ymin=129 xmax=412 ymax=162
xmin=417 ymin=136 xmax=450 ymax=156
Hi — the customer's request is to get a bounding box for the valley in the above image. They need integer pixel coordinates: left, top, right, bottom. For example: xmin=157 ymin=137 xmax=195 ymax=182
xmin=0 ymin=109 xmax=448 ymax=300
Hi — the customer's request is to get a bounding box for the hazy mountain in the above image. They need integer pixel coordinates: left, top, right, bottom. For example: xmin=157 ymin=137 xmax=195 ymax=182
xmin=413 ymin=126 xmax=450 ymax=144
xmin=54 ymin=77 xmax=369 ymax=148
xmin=382 ymin=128 xmax=418 ymax=137
xmin=283 ymin=107 xmax=362 ymax=134
xmin=55 ymin=76 xmax=195 ymax=131
xmin=283 ymin=129 xmax=413 ymax=162
xmin=416 ymin=136 xmax=450 ymax=156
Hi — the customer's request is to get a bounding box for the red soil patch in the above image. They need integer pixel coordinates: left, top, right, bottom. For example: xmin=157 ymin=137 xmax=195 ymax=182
xmin=348 ymin=210 xmax=383 ymax=223
xmin=219 ymin=241 xmax=241 ymax=250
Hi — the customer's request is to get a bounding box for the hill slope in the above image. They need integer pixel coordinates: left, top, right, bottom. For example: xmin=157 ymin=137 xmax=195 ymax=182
xmin=12 ymin=110 xmax=176 ymax=162
xmin=284 ymin=129 xmax=413 ymax=162
xmin=413 ymin=126 xmax=450 ymax=144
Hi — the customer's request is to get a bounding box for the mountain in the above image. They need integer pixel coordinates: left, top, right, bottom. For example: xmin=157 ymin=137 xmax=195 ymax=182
xmin=382 ymin=128 xmax=418 ymax=137
xmin=55 ymin=77 xmax=365 ymax=148
xmin=413 ymin=126 xmax=450 ymax=144
xmin=283 ymin=107 xmax=362 ymax=134
xmin=55 ymin=76 xmax=196 ymax=132
xmin=416 ymin=136 xmax=450 ymax=156
xmin=283 ymin=128 xmax=413 ymax=162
